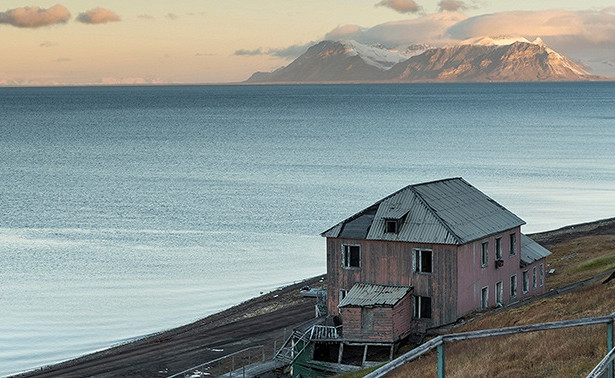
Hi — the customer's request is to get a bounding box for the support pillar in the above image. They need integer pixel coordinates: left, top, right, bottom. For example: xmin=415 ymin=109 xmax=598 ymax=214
xmin=362 ymin=345 xmax=369 ymax=366
xmin=338 ymin=343 xmax=344 ymax=364
xmin=608 ymin=320 xmax=614 ymax=378
xmin=437 ymin=342 xmax=445 ymax=378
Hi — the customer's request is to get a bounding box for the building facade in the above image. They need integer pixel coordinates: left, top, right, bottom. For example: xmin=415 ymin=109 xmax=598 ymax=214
xmin=322 ymin=178 xmax=551 ymax=338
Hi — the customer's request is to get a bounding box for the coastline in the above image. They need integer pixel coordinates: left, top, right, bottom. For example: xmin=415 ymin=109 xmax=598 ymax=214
xmin=13 ymin=216 xmax=615 ymax=377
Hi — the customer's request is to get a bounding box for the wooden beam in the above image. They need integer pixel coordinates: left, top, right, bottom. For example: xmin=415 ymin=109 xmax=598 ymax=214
xmin=437 ymin=343 xmax=445 ymax=378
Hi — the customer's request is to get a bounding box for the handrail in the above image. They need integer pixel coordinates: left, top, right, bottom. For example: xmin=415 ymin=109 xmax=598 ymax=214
xmin=167 ymin=345 xmax=264 ymax=378
xmin=587 ymin=346 xmax=615 ymax=378
xmin=366 ymin=312 xmax=615 ymax=378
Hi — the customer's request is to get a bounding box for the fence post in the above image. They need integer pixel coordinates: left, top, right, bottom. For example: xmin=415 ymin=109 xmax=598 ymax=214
xmin=262 ymin=346 xmax=266 ymax=362
xmin=608 ymin=319 xmax=614 ymax=378
xmin=437 ymin=342 xmax=445 ymax=378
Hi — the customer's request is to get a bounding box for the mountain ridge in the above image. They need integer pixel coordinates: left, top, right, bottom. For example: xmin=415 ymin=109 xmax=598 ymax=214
xmin=246 ymin=38 xmax=607 ymax=83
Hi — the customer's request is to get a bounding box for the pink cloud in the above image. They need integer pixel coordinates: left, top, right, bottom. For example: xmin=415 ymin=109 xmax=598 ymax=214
xmin=375 ymin=0 xmax=422 ymax=14
xmin=0 ymin=4 xmax=70 ymax=28
xmin=76 ymin=7 xmax=120 ymax=24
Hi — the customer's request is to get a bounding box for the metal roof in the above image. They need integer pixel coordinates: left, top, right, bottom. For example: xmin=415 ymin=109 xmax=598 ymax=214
xmin=322 ymin=178 xmax=526 ymax=245
xmin=520 ymin=234 xmax=552 ymax=266
xmin=338 ymin=282 xmax=413 ymax=308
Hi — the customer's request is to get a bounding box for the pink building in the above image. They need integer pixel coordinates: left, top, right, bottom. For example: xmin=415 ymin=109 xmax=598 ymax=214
xmin=322 ymin=177 xmax=551 ymax=339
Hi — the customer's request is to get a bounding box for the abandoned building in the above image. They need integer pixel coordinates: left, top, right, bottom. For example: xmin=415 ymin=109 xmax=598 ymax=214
xmin=276 ymin=177 xmax=552 ymax=376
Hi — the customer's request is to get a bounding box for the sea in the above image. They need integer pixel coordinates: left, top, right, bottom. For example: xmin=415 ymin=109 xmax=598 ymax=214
xmin=1 ymin=82 xmax=614 ymax=376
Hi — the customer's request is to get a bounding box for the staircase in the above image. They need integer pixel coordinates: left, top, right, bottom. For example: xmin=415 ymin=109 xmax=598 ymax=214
xmin=274 ymin=327 xmax=314 ymax=366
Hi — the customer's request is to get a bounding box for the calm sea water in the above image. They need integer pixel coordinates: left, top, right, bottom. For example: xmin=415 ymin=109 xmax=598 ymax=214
xmin=1 ymin=83 xmax=614 ymax=376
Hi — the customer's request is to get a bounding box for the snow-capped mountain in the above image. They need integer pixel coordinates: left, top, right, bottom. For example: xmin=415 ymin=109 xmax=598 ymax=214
xmin=246 ymin=38 xmax=603 ymax=83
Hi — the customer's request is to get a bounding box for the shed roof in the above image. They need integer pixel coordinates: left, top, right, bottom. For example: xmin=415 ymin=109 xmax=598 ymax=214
xmin=338 ymin=282 xmax=413 ymax=308
xmin=520 ymin=234 xmax=552 ymax=266
xmin=322 ymin=178 xmax=525 ymax=245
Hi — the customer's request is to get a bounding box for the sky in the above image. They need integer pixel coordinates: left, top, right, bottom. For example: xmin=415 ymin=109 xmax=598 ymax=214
xmin=1 ymin=0 xmax=615 ymax=85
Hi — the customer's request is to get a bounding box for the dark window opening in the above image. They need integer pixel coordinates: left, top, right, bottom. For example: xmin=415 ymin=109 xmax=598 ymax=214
xmin=413 ymin=296 xmax=432 ymax=319
xmin=510 ymin=233 xmax=517 ymax=256
xmin=414 ymin=249 xmax=432 ymax=273
xmin=496 ymin=237 xmax=502 ymax=260
xmin=481 ymin=241 xmax=489 ymax=267
xmin=385 ymin=220 xmax=398 ymax=233
xmin=343 ymin=245 xmax=361 ymax=268
xmin=313 ymin=342 xmax=340 ymax=363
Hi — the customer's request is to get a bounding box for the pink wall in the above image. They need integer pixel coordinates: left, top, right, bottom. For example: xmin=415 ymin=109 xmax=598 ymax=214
xmin=456 ymin=227 xmax=547 ymax=316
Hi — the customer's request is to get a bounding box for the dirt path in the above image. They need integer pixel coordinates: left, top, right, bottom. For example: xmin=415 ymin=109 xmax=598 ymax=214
xmin=15 ymin=275 xmax=325 ymax=378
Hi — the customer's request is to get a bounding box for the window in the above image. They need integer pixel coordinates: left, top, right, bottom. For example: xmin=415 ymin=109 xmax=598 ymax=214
xmin=509 ymin=233 xmax=517 ymax=256
xmin=510 ymin=275 xmax=517 ymax=298
xmin=495 ymin=237 xmax=502 ymax=260
xmin=533 ymin=266 xmax=537 ymax=288
xmin=481 ymin=287 xmax=489 ymax=309
xmin=522 ymin=271 xmax=529 ymax=293
xmin=339 ymin=289 xmax=347 ymax=301
xmin=413 ymin=296 xmax=432 ymax=319
xmin=385 ymin=219 xmax=399 ymax=233
xmin=414 ymin=249 xmax=432 ymax=273
xmin=539 ymin=264 xmax=544 ymax=286
xmin=481 ymin=241 xmax=489 ymax=267
xmin=342 ymin=245 xmax=361 ymax=268
xmin=495 ymin=281 xmax=503 ymax=306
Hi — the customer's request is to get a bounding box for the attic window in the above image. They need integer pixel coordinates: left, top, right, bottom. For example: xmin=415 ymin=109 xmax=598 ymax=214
xmin=385 ymin=219 xmax=399 ymax=233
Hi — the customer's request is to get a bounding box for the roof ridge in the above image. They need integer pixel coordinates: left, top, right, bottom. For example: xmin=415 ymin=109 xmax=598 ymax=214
xmin=409 ymin=185 xmax=465 ymax=245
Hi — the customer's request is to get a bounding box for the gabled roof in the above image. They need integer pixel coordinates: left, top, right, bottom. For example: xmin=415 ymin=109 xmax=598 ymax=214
xmin=338 ymin=282 xmax=413 ymax=308
xmin=322 ymin=178 xmax=525 ymax=245
xmin=520 ymin=234 xmax=552 ymax=266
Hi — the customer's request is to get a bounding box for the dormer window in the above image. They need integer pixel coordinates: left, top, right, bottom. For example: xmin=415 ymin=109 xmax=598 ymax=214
xmin=385 ymin=219 xmax=399 ymax=233
xmin=383 ymin=212 xmax=407 ymax=234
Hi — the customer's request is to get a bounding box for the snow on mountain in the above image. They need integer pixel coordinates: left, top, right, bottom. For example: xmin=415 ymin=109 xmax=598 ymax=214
xmin=338 ymin=40 xmax=422 ymax=70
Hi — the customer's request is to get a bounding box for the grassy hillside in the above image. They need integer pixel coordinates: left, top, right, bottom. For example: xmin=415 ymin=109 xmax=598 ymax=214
xmin=380 ymin=220 xmax=615 ymax=377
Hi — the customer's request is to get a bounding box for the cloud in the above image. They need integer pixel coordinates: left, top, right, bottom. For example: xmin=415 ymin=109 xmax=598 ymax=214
xmin=375 ymin=0 xmax=422 ymax=14
xmin=40 ymin=41 xmax=58 ymax=48
xmin=438 ymin=0 xmax=468 ymax=12
xmin=0 ymin=4 xmax=70 ymax=28
xmin=446 ymin=9 xmax=615 ymax=43
xmin=166 ymin=13 xmax=178 ymax=20
xmin=76 ymin=7 xmax=120 ymax=24
xmin=325 ymin=12 xmax=467 ymax=47
xmin=234 ymin=48 xmax=265 ymax=56
xmin=268 ymin=43 xmax=313 ymax=59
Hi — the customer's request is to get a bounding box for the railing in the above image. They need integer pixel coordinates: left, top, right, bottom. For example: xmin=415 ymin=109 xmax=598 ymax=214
xmin=167 ymin=345 xmax=265 ymax=378
xmin=311 ymin=325 xmax=343 ymax=340
xmin=365 ymin=311 xmax=615 ymax=378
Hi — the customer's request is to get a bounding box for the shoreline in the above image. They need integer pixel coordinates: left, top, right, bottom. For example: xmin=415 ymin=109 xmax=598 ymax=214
xmin=14 ymin=216 xmax=615 ymax=377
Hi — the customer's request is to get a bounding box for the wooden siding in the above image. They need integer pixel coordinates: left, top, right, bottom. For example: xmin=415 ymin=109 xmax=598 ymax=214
xmin=327 ymin=238 xmax=458 ymax=328
xmin=456 ymin=227 xmax=547 ymax=315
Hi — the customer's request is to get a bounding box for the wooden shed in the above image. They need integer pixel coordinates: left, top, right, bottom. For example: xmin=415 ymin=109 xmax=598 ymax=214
xmin=338 ymin=283 xmax=413 ymax=342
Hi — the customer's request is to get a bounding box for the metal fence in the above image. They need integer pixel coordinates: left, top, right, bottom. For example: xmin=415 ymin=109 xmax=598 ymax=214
xmin=365 ymin=311 xmax=615 ymax=378
xmin=167 ymin=345 xmax=266 ymax=378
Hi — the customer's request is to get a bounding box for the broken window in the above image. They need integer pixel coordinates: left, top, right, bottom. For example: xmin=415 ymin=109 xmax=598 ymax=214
xmin=414 ymin=249 xmax=432 ymax=273
xmin=539 ymin=264 xmax=544 ymax=286
xmin=509 ymin=233 xmax=517 ymax=256
xmin=481 ymin=287 xmax=489 ymax=309
xmin=495 ymin=281 xmax=503 ymax=306
xmin=481 ymin=241 xmax=489 ymax=267
xmin=522 ymin=271 xmax=529 ymax=293
xmin=495 ymin=237 xmax=502 ymax=260
xmin=342 ymin=245 xmax=361 ymax=268
xmin=339 ymin=289 xmax=347 ymax=301
xmin=510 ymin=275 xmax=517 ymax=298
xmin=533 ymin=266 xmax=537 ymax=288
xmin=413 ymin=296 xmax=431 ymax=319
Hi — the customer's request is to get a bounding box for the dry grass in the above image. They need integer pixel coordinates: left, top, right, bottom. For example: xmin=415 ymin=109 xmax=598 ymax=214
xmin=388 ymin=280 xmax=615 ymax=377
xmin=546 ymin=235 xmax=615 ymax=289
xmin=386 ymin=232 xmax=615 ymax=378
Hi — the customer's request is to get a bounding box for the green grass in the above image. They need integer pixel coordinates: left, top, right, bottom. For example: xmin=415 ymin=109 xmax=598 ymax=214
xmin=575 ymin=253 xmax=615 ymax=273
